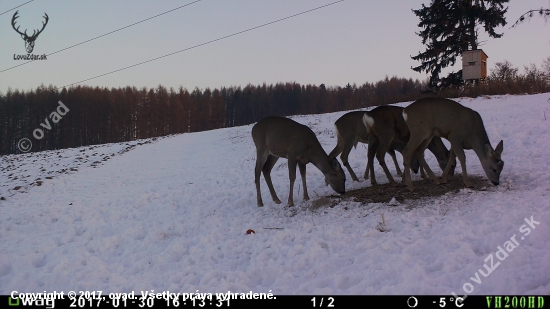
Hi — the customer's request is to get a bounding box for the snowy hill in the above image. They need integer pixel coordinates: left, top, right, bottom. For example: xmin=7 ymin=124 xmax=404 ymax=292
xmin=1 ymin=93 xmax=549 ymax=295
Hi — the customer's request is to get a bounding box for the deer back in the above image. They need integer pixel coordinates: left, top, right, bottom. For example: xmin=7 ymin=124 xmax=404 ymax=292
xmin=364 ymin=105 xmax=411 ymax=144
xmin=334 ymin=111 xmax=370 ymax=144
xmin=403 ymin=97 xmax=489 ymax=148
xmin=252 ymin=116 xmax=325 ymax=163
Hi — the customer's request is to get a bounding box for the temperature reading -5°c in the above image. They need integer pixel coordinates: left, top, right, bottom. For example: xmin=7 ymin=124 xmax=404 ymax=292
xmin=437 ymin=297 xmax=464 ymax=308
xmin=311 ymin=297 xmax=335 ymax=307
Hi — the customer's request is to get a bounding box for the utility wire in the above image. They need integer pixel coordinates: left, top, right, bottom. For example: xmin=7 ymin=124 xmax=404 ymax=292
xmin=1 ymin=0 xmax=203 ymax=72
xmin=0 ymin=0 xmax=34 ymax=16
xmin=56 ymin=0 xmax=345 ymax=89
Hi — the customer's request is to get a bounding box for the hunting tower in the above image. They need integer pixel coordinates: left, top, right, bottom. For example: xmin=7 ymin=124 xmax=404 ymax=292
xmin=462 ymin=49 xmax=488 ymax=83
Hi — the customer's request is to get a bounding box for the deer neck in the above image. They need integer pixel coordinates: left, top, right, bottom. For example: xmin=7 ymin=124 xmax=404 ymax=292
xmin=308 ymin=143 xmax=332 ymax=175
xmin=471 ymin=128 xmax=492 ymax=160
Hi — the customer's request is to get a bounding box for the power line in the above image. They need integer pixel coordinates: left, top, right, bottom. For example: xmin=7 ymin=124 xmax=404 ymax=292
xmin=56 ymin=0 xmax=345 ymax=89
xmin=0 ymin=0 xmax=34 ymax=16
xmin=1 ymin=0 xmax=203 ymax=73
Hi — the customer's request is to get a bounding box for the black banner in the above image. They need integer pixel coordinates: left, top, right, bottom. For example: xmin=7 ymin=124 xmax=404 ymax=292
xmin=2 ymin=295 xmax=546 ymax=309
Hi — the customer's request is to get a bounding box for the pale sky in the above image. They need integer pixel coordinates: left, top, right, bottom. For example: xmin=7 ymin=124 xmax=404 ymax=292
xmin=1 ymin=0 xmax=549 ymax=94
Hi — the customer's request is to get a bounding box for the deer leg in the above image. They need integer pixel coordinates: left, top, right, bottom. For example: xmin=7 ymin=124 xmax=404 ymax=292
xmin=287 ymin=158 xmax=298 ymax=206
xmin=392 ymin=141 xmax=418 ymax=175
xmin=262 ymin=154 xmax=281 ymax=204
xmin=419 ymin=164 xmax=427 ymax=179
xmin=375 ymin=136 xmax=398 ymax=186
xmin=367 ymin=137 xmax=379 ymax=184
xmin=415 ymin=137 xmax=439 ymax=185
xmin=364 ymin=145 xmax=371 ymax=180
xmin=388 ymin=148 xmax=402 ymax=176
xmin=452 ymin=146 xmax=472 ymax=188
xmin=328 ymin=143 xmax=342 ymax=161
xmin=341 ymin=143 xmax=360 ymax=182
xmin=441 ymin=149 xmax=456 ymax=184
xmin=409 ymin=154 xmax=420 ymax=175
xmin=416 ymin=153 xmax=439 ymax=185
xmin=402 ymin=135 xmax=427 ymax=191
xmin=255 ymin=150 xmax=270 ymax=207
xmin=414 ymin=152 xmax=427 ymax=179
xmin=298 ymin=162 xmax=309 ymax=201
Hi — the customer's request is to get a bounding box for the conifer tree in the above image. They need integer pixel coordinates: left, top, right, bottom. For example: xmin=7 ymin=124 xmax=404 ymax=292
xmin=411 ymin=0 xmax=509 ymax=89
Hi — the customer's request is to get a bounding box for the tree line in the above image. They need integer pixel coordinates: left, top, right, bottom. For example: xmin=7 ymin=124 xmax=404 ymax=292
xmin=1 ymin=57 xmax=549 ymax=155
xmin=1 ymin=77 xmax=424 ymax=155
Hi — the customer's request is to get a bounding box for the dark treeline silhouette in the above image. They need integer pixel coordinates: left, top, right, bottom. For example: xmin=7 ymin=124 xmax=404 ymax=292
xmin=2 ymin=60 xmax=549 ymax=155
xmin=0 ymin=77 xmax=424 ymax=155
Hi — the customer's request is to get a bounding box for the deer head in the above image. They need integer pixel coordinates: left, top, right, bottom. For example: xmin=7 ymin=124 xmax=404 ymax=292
xmin=480 ymin=140 xmax=504 ymax=186
xmin=12 ymin=11 xmax=49 ymax=54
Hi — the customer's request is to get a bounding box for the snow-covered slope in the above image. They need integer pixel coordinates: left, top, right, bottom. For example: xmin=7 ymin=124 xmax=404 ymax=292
xmin=1 ymin=93 xmax=549 ymax=295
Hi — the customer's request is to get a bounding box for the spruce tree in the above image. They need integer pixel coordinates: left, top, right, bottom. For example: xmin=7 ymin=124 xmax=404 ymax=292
xmin=411 ymin=0 xmax=509 ymax=89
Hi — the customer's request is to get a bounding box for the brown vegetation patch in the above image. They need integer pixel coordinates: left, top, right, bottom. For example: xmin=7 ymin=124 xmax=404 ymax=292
xmin=309 ymin=197 xmax=339 ymax=209
xmin=338 ymin=175 xmax=490 ymax=204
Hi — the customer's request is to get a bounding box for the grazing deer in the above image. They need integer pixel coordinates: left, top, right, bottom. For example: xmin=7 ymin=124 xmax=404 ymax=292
xmin=363 ymin=105 xmax=456 ymax=185
xmin=252 ymin=116 xmax=346 ymax=207
xmin=11 ymin=11 xmax=49 ymax=54
xmin=401 ymin=97 xmax=504 ymax=191
xmin=328 ymin=111 xmax=421 ymax=182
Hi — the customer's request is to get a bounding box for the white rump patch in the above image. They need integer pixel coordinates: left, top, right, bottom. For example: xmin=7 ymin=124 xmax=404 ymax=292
xmin=402 ymin=110 xmax=408 ymax=121
xmin=363 ymin=114 xmax=374 ymax=128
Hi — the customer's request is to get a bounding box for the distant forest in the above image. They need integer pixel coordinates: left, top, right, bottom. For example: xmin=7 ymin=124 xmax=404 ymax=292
xmin=0 ymin=78 xmax=425 ymax=155
xmin=1 ymin=58 xmax=549 ymax=155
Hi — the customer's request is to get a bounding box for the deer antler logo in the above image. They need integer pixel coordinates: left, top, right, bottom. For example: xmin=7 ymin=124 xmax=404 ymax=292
xmin=12 ymin=10 xmax=49 ymax=54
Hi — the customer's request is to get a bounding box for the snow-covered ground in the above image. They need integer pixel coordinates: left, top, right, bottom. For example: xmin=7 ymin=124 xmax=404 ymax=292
xmin=1 ymin=93 xmax=549 ymax=295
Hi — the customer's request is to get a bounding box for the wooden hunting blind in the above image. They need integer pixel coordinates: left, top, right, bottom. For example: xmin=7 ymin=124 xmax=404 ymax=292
xmin=462 ymin=49 xmax=488 ymax=81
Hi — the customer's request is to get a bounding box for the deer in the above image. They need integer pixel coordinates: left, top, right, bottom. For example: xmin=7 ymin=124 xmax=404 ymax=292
xmin=328 ymin=111 xmax=421 ymax=182
xmin=252 ymin=116 xmax=346 ymax=207
xmin=362 ymin=105 xmax=456 ymax=186
xmin=12 ymin=10 xmax=49 ymax=54
xmin=401 ymin=97 xmax=504 ymax=192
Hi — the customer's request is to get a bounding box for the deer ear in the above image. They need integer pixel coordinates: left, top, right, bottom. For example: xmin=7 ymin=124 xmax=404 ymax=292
xmin=484 ymin=143 xmax=493 ymax=156
xmin=494 ymin=140 xmax=503 ymax=156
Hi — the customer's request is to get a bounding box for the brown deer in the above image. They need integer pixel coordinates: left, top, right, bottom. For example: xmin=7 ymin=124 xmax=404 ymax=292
xmin=252 ymin=116 xmax=346 ymax=207
xmin=328 ymin=111 xmax=421 ymax=182
xmin=401 ymin=97 xmax=504 ymax=191
xmin=12 ymin=10 xmax=49 ymax=54
xmin=363 ymin=105 xmax=456 ymax=185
